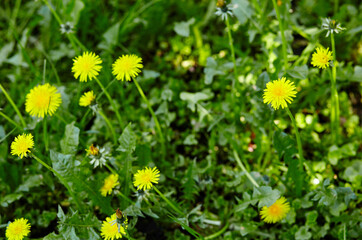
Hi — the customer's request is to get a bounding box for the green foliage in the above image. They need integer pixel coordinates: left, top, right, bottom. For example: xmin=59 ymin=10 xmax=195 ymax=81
xmin=0 ymin=0 xmax=361 ymax=239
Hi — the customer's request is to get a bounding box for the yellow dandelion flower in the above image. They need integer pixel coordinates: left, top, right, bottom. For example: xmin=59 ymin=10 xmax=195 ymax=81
xmin=86 ymin=144 xmax=99 ymax=156
xmin=6 ymin=218 xmax=31 ymax=240
xmin=311 ymin=47 xmax=333 ymax=69
xmin=100 ymin=213 xmax=126 ymax=240
xmin=133 ymin=166 xmax=160 ymax=191
xmin=25 ymin=84 xmax=62 ymax=118
xmin=112 ymin=54 xmax=143 ymax=81
xmin=11 ymin=133 xmax=34 ymax=159
xmin=260 ymin=197 xmax=290 ymax=224
xmin=263 ymin=77 xmax=297 ymax=110
xmin=72 ymin=52 xmax=102 ymax=82
xmin=79 ymin=91 xmax=96 ymax=107
xmin=101 ymin=174 xmax=119 ymax=197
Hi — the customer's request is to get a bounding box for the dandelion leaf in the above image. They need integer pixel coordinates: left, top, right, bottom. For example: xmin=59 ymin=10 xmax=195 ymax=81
xmin=117 ymin=123 xmax=136 ymax=153
xmin=60 ymin=122 xmax=79 ymax=155
xmin=252 ymin=186 xmax=280 ymax=208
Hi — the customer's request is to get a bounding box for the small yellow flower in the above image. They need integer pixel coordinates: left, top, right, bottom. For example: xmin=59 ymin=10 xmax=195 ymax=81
xmin=11 ymin=133 xmax=34 ymax=159
xmin=100 ymin=213 xmax=126 ymax=240
xmin=101 ymin=174 xmax=119 ymax=197
xmin=72 ymin=52 xmax=102 ymax=82
xmin=25 ymin=84 xmax=62 ymax=118
xmin=112 ymin=55 xmax=143 ymax=81
xmin=133 ymin=166 xmax=160 ymax=191
xmin=311 ymin=47 xmax=333 ymax=69
xmin=6 ymin=218 xmax=31 ymax=240
xmin=86 ymin=144 xmax=99 ymax=156
xmin=263 ymin=77 xmax=297 ymax=110
xmin=260 ymin=197 xmax=290 ymax=224
xmin=79 ymin=91 xmax=96 ymax=107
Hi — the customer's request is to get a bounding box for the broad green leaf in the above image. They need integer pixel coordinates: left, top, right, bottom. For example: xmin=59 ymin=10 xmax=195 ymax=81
xmin=50 ymin=151 xmax=113 ymax=214
xmin=232 ymin=0 xmax=253 ymax=25
xmin=60 ymin=122 xmax=79 ymax=155
xmin=287 ymin=65 xmax=308 ymax=80
xmin=174 ymin=18 xmax=195 ymax=37
xmin=43 ymin=232 xmax=64 ymax=240
xmin=183 ymin=134 xmax=198 ymax=145
xmin=342 ymin=160 xmax=362 ymax=183
xmin=117 ymin=123 xmax=136 ymax=153
xmin=204 ymin=57 xmax=224 ymax=84
xmin=295 ymin=226 xmax=312 ymax=240
xmin=252 ymin=186 xmax=280 ymax=208
xmin=305 ymin=211 xmax=318 ymax=225
xmin=351 ymin=65 xmax=362 ymax=82
xmin=0 ymin=42 xmax=14 ymax=66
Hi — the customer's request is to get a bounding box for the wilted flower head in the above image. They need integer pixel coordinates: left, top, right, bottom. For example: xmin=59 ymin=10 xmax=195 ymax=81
xmin=215 ymin=3 xmax=233 ymax=21
xmin=60 ymin=22 xmax=74 ymax=34
xmin=322 ymin=18 xmax=345 ymax=37
xmin=86 ymin=145 xmax=111 ymax=168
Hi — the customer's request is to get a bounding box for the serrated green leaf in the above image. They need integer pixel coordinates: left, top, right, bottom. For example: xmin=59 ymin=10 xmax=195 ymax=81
xmin=287 ymin=65 xmax=308 ymax=79
xmin=174 ymin=18 xmax=195 ymax=37
xmin=117 ymin=123 xmax=136 ymax=153
xmin=295 ymin=226 xmax=312 ymax=240
xmin=252 ymin=186 xmax=280 ymax=208
xmin=60 ymin=122 xmax=79 ymax=155
xmin=232 ymin=0 xmax=253 ymax=25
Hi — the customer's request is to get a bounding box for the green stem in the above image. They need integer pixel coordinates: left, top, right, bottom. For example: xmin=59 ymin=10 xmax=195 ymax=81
xmin=330 ymin=32 xmax=340 ymax=143
xmin=272 ymin=0 xmax=288 ymax=71
xmin=0 ymin=83 xmax=26 ymax=128
xmin=98 ymin=110 xmax=117 ymax=144
xmin=42 ymin=0 xmax=85 ymax=53
xmin=285 ymin=107 xmax=304 ymax=170
xmin=233 ymin=149 xmax=259 ymax=188
xmin=105 ymin=163 xmax=118 ymax=175
xmin=118 ymin=191 xmax=133 ymax=204
xmin=80 ymin=79 xmax=117 ymax=127
xmin=94 ymin=77 xmax=123 ymax=130
xmin=153 ymin=186 xmax=184 ymax=216
xmin=133 ymin=78 xmax=165 ymax=155
xmin=32 ymin=154 xmax=84 ymax=212
xmin=204 ymin=222 xmax=229 ymax=240
xmin=0 ymin=111 xmax=23 ymax=130
xmin=225 ymin=17 xmax=238 ymax=86
xmin=43 ymin=116 xmax=48 ymax=151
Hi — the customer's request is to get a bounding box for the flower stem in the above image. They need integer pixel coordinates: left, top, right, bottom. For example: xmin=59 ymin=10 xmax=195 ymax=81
xmin=285 ymin=107 xmax=304 ymax=170
xmin=43 ymin=116 xmax=49 ymax=151
xmin=32 ymin=154 xmax=84 ymax=212
xmin=233 ymin=149 xmax=259 ymax=188
xmin=0 ymin=83 xmax=26 ymax=128
xmin=204 ymin=222 xmax=230 ymax=240
xmin=0 ymin=111 xmax=23 ymax=130
xmin=153 ymin=186 xmax=184 ymax=216
xmin=80 ymin=78 xmax=117 ymax=127
xmin=330 ymin=32 xmax=340 ymax=143
xmin=272 ymin=0 xmax=288 ymax=71
xmin=105 ymin=163 xmax=118 ymax=175
xmin=42 ymin=0 xmax=86 ymax=53
xmin=94 ymin=77 xmax=124 ymax=130
xmin=98 ymin=110 xmax=117 ymax=144
xmin=132 ymin=78 xmax=165 ymax=156
xmin=225 ymin=17 xmax=238 ymax=87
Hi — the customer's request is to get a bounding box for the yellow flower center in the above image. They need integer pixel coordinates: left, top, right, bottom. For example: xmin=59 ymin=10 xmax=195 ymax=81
xmin=140 ymin=173 xmax=152 ymax=183
xmin=12 ymin=224 xmax=23 ymax=235
xmin=272 ymin=88 xmax=285 ymax=97
xmin=268 ymin=204 xmax=281 ymax=216
xmin=35 ymin=92 xmax=50 ymax=108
